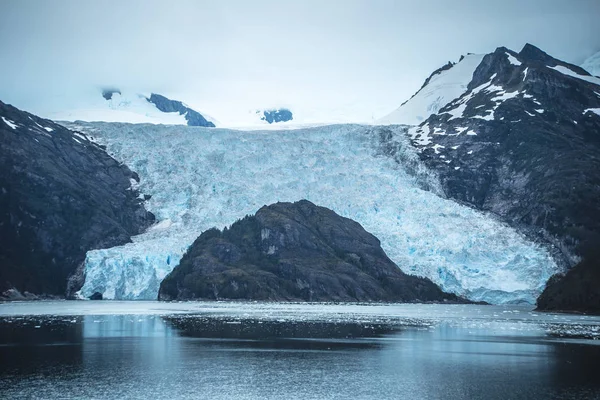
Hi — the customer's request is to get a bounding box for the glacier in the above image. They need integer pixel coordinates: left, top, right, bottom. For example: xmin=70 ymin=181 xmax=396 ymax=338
xmin=69 ymin=122 xmax=560 ymax=304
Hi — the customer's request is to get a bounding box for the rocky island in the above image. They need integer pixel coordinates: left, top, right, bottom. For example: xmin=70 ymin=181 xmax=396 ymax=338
xmin=159 ymin=200 xmax=463 ymax=303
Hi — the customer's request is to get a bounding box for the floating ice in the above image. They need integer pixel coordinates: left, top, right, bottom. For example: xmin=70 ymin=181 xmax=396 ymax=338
xmin=73 ymin=123 xmax=559 ymax=304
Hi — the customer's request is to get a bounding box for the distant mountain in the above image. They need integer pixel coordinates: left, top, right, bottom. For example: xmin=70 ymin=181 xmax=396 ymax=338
xmin=158 ymin=200 xmax=464 ymax=303
xmin=29 ymin=88 xmax=216 ymax=127
xmin=258 ymin=108 xmax=293 ymax=124
xmin=381 ymin=43 xmax=600 ymax=313
xmin=377 ymin=54 xmax=484 ymax=125
xmin=146 ymin=93 xmax=215 ymax=127
xmin=0 ymin=100 xmax=155 ymax=299
xmin=582 ymin=51 xmax=600 ymax=77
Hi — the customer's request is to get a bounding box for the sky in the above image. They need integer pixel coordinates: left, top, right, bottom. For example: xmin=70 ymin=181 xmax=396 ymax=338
xmin=0 ymin=0 xmax=599 ymax=123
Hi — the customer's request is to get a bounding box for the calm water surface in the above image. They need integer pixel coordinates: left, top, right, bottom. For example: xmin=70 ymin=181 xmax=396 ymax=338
xmin=1 ymin=301 xmax=599 ymax=399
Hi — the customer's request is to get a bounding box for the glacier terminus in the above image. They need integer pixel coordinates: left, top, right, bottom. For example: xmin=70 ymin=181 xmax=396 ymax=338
xmin=67 ymin=122 xmax=559 ymax=304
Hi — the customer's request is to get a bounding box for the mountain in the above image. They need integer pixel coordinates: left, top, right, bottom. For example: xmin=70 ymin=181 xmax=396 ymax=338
xmin=67 ymin=121 xmax=556 ymax=303
xmin=582 ymin=51 xmax=600 ymax=77
xmin=385 ymin=43 xmax=600 ymax=313
xmin=377 ymin=54 xmax=485 ymax=125
xmin=258 ymin=108 xmax=293 ymax=124
xmin=0 ymin=100 xmax=155 ymax=298
xmin=146 ymin=93 xmax=215 ymax=127
xmin=158 ymin=200 xmax=464 ymax=302
xmin=25 ymin=88 xmax=215 ymax=127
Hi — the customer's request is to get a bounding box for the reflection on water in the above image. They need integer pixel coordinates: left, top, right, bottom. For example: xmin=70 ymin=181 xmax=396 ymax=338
xmin=0 ymin=303 xmax=599 ymax=399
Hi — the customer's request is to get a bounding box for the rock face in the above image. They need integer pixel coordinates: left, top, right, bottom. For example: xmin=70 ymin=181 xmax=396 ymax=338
xmin=159 ymin=200 xmax=462 ymax=302
xmin=146 ymin=93 xmax=215 ymax=127
xmin=398 ymin=44 xmax=600 ymax=312
xmin=260 ymin=108 xmax=293 ymax=124
xmin=0 ymin=100 xmax=155 ymax=297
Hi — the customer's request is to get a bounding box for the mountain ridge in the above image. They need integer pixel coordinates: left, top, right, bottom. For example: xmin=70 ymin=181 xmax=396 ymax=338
xmin=385 ymin=43 xmax=600 ymax=313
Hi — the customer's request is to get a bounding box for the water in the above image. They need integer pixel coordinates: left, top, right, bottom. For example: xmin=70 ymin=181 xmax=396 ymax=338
xmin=1 ymin=302 xmax=599 ymax=399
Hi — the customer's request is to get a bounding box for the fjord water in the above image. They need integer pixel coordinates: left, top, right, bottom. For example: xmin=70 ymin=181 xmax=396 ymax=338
xmin=1 ymin=302 xmax=599 ymax=399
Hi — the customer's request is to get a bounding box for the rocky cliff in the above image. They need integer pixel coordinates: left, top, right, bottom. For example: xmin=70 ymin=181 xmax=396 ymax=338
xmin=0 ymin=100 xmax=155 ymax=298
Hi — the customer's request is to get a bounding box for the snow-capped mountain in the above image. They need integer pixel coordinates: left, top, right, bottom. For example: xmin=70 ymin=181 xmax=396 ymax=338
xmin=582 ymin=51 xmax=600 ymax=77
xmin=382 ymin=43 xmax=600 ymax=312
xmin=377 ymin=54 xmax=484 ymax=125
xmin=23 ymin=88 xmax=215 ymax=127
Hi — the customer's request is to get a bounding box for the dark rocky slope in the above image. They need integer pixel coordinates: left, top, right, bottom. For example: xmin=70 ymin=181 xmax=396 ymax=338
xmin=0 ymin=100 xmax=155 ymax=298
xmin=403 ymin=44 xmax=600 ymax=312
xmin=159 ymin=200 xmax=463 ymax=302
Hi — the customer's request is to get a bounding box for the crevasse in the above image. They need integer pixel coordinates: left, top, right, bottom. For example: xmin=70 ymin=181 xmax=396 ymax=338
xmin=73 ymin=122 xmax=559 ymax=303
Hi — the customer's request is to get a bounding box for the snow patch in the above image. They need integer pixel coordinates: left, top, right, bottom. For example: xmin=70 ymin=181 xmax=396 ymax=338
xmin=549 ymin=65 xmax=600 ymax=86
xmin=431 ymin=144 xmax=445 ymax=154
xmin=1 ymin=116 xmax=17 ymax=129
xmin=583 ymin=108 xmax=600 ymax=116
xmin=506 ymin=53 xmax=522 ymax=66
xmin=377 ymin=54 xmax=485 ymax=125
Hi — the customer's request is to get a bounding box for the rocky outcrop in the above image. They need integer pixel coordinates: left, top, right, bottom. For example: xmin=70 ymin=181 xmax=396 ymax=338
xmin=536 ymin=252 xmax=600 ymax=313
xmin=401 ymin=44 xmax=600 ymax=312
xmin=159 ymin=200 xmax=464 ymax=302
xmin=0 ymin=100 xmax=155 ymax=298
xmin=260 ymin=109 xmax=293 ymax=124
xmin=146 ymin=93 xmax=215 ymax=127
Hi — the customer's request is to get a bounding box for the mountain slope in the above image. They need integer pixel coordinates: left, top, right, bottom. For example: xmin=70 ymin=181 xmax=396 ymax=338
xmin=390 ymin=43 xmax=600 ymax=313
xmin=27 ymin=88 xmax=215 ymax=127
xmin=159 ymin=200 xmax=464 ymax=302
xmin=377 ymin=54 xmax=484 ymax=125
xmin=582 ymin=51 xmax=600 ymax=77
xmin=0 ymin=100 xmax=155 ymax=297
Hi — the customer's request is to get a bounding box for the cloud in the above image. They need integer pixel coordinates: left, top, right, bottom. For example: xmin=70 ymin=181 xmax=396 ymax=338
xmin=1 ymin=0 xmax=599 ymax=122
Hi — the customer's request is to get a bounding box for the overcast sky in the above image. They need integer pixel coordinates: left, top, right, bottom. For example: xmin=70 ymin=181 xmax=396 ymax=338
xmin=1 ymin=0 xmax=599 ymax=122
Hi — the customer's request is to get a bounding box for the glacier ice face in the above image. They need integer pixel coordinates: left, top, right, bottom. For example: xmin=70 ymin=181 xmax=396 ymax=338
xmin=71 ymin=122 xmax=560 ymax=303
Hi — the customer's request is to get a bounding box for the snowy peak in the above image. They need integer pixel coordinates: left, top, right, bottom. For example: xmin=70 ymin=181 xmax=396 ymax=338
xmin=377 ymin=53 xmax=485 ymax=125
xmin=581 ymin=51 xmax=600 ymax=77
xmin=425 ymin=43 xmax=600 ymax=130
xmin=378 ymin=43 xmax=600 ymax=128
xmin=25 ymin=88 xmax=216 ymax=127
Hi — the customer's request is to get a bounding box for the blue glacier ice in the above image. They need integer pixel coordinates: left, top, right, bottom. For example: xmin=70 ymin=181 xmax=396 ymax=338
xmin=70 ymin=122 xmax=560 ymax=303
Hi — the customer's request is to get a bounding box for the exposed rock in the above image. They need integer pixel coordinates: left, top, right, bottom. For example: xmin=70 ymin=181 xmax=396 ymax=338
xmin=101 ymin=88 xmax=121 ymax=101
xmin=146 ymin=93 xmax=215 ymax=127
xmin=399 ymin=44 xmax=600 ymax=312
xmin=536 ymin=251 xmax=600 ymax=314
xmin=259 ymin=108 xmax=293 ymax=124
xmin=89 ymin=292 xmax=103 ymax=300
xmin=0 ymin=100 xmax=155 ymax=298
xmin=159 ymin=200 xmax=464 ymax=303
